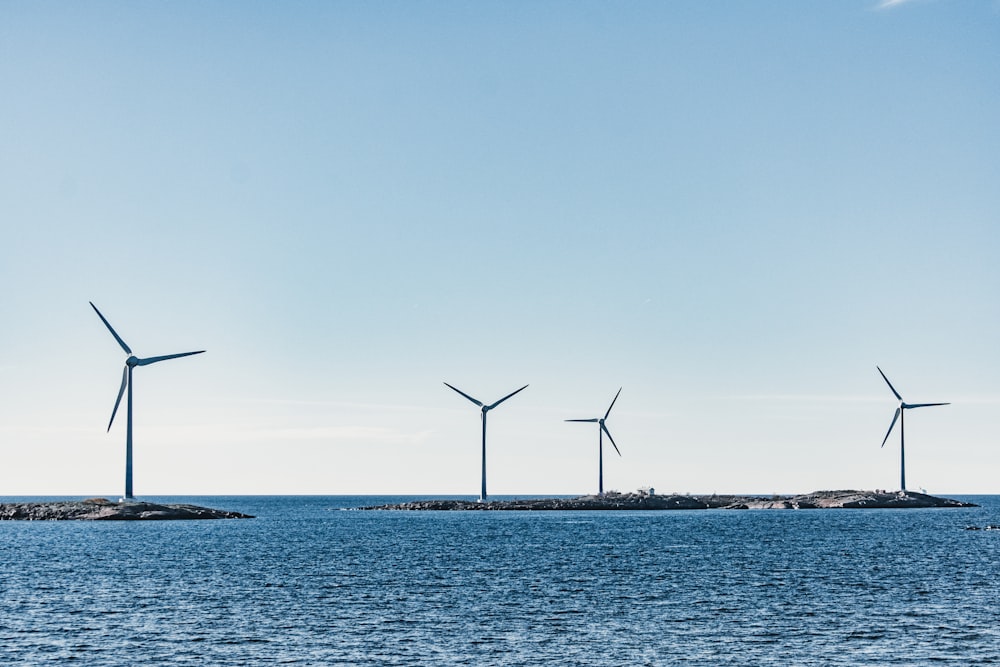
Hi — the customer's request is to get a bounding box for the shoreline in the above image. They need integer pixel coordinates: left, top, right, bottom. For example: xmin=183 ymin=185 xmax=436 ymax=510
xmin=0 ymin=498 xmax=254 ymax=521
xmin=358 ymin=489 xmax=978 ymax=511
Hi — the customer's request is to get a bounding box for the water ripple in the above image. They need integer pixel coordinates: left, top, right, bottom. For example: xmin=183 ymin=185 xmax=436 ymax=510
xmin=2 ymin=496 xmax=1000 ymax=665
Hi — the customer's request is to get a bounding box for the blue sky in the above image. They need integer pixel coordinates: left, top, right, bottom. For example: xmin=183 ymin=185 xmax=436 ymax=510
xmin=2 ymin=0 xmax=998 ymax=496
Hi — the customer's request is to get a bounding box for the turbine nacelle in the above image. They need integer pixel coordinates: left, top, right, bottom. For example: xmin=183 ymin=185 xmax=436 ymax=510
xmin=126 ymin=356 xmax=140 ymax=368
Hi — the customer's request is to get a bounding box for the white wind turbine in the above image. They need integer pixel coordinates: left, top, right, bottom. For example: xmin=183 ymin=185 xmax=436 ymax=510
xmin=877 ymin=366 xmax=949 ymax=492
xmin=444 ymin=382 xmax=528 ymax=502
xmin=566 ymin=388 xmax=622 ymax=496
xmin=91 ymin=302 xmax=204 ymax=500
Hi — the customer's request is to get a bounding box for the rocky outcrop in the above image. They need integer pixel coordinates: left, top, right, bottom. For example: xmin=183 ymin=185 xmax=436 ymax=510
xmin=359 ymin=490 xmax=975 ymax=511
xmin=362 ymin=493 xmax=708 ymax=511
xmin=696 ymin=490 xmax=976 ymax=510
xmin=0 ymin=498 xmax=253 ymax=521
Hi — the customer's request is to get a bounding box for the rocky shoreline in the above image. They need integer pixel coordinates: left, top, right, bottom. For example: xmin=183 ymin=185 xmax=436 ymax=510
xmin=0 ymin=498 xmax=254 ymax=521
xmin=359 ymin=490 xmax=976 ymax=511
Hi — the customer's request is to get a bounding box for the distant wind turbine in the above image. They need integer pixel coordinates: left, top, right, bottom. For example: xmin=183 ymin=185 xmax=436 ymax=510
xmin=90 ymin=302 xmax=204 ymax=500
xmin=444 ymin=382 xmax=528 ymax=502
xmin=877 ymin=366 xmax=949 ymax=492
xmin=566 ymin=388 xmax=622 ymax=496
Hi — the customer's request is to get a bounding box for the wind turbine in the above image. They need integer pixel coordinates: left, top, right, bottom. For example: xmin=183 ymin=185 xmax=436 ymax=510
xmin=443 ymin=382 xmax=528 ymax=502
xmin=566 ymin=388 xmax=622 ymax=496
xmin=90 ymin=302 xmax=205 ymax=500
xmin=877 ymin=366 xmax=949 ymax=492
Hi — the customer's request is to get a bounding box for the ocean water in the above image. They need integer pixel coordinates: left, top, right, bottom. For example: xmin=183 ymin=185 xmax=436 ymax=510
xmin=2 ymin=495 xmax=999 ymax=666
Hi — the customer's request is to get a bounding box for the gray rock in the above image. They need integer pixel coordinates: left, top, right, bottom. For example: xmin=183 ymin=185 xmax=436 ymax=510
xmin=357 ymin=490 xmax=975 ymax=512
xmin=0 ymin=499 xmax=253 ymax=521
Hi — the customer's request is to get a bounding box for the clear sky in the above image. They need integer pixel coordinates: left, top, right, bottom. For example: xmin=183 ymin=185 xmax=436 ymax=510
xmin=1 ymin=0 xmax=997 ymax=497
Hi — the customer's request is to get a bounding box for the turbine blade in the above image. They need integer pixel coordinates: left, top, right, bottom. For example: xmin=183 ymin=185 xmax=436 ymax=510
xmin=108 ymin=366 xmax=128 ymax=431
xmin=565 ymin=418 xmax=599 ymax=423
xmin=602 ymin=423 xmax=621 ymax=456
xmin=488 ymin=384 xmax=529 ymax=410
xmin=443 ymin=382 xmax=483 ymax=407
xmin=90 ymin=302 xmax=132 ymax=355
xmin=604 ymin=387 xmax=623 ymax=420
xmin=905 ymin=402 xmax=950 ymax=409
xmin=876 ymin=366 xmax=903 ymax=402
xmin=880 ymin=408 xmax=900 ymax=448
xmin=135 ymin=350 xmax=205 ymax=366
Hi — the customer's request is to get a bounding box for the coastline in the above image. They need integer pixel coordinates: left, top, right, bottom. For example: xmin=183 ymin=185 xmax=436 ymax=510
xmin=358 ymin=489 xmax=977 ymax=511
xmin=0 ymin=498 xmax=254 ymax=521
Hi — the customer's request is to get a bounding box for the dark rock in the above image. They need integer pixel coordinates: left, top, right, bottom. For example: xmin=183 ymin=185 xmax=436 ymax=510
xmin=359 ymin=492 xmax=708 ymax=511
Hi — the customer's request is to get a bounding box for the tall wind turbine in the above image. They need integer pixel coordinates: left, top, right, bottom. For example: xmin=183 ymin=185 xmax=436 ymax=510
xmin=566 ymin=388 xmax=622 ymax=496
xmin=90 ymin=302 xmax=204 ymax=500
xmin=444 ymin=382 xmax=528 ymax=502
xmin=877 ymin=366 xmax=949 ymax=492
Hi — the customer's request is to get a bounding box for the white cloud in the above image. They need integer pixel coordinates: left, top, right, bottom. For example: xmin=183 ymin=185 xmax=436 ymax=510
xmin=212 ymin=396 xmax=430 ymax=413
xmin=244 ymin=426 xmax=434 ymax=445
xmin=875 ymin=0 xmax=921 ymax=9
xmin=154 ymin=422 xmax=436 ymax=446
xmin=727 ymin=394 xmax=886 ymax=403
xmin=0 ymin=424 xmax=94 ymax=436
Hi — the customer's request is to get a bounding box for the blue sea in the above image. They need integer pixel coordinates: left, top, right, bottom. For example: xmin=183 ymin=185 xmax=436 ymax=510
xmin=2 ymin=495 xmax=999 ymax=666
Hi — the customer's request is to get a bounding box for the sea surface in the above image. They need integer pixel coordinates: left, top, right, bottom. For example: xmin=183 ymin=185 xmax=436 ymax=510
xmin=2 ymin=494 xmax=999 ymax=666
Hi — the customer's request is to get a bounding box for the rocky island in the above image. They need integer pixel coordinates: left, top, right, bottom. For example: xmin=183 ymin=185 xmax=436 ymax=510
xmin=0 ymin=498 xmax=253 ymax=521
xmin=360 ymin=489 xmax=976 ymax=511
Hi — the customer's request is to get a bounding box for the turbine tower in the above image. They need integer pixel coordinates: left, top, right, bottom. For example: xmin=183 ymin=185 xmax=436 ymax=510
xmin=566 ymin=387 xmax=622 ymax=495
xmin=877 ymin=366 xmax=949 ymax=492
xmin=91 ymin=302 xmax=204 ymax=500
xmin=444 ymin=382 xmax=528 ymax=502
